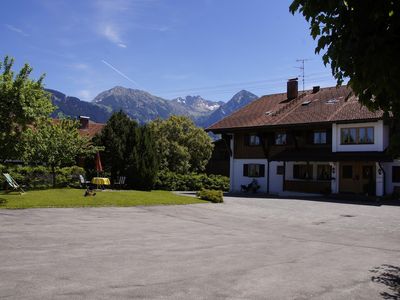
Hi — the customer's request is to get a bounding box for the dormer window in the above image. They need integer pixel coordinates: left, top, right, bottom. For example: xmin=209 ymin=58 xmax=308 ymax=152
xmin=248 ymin=135 xmax=260 ymax=146
xmin=341 ymin=127 xmax=374 ymax=144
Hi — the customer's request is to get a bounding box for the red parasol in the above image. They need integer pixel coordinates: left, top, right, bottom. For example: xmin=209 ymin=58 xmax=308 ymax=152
xmin=95 ymin=152 xmax=103 ymax=173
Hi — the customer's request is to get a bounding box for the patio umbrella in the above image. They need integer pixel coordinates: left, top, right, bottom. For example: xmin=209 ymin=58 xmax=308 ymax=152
xmin=95 ymin=152 xmax=103 ymax=176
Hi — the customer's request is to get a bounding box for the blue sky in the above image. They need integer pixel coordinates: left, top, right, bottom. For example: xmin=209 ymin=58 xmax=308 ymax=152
xmin=1 ymin=0 xmax=337 ymax=102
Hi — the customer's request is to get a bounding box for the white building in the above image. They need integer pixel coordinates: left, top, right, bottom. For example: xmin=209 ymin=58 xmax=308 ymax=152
xmin=208 ymin=80 xmax=399 ymax=197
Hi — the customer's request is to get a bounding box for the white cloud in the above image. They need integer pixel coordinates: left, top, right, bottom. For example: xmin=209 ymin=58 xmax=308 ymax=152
xmin=5 ymin=24 xmax=29 ymax=36
xmin=70 ymin=63 xmax=90 ymax=70
xmin=100 ymin=23 xmax=127 ymax=48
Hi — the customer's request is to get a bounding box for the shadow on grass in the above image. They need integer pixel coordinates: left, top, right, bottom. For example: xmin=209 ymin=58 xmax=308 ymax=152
xmin=371 ymin=264 xmax=400 ymax=299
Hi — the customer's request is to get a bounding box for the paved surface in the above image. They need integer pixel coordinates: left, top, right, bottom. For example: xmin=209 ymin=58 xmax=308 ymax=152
xmin=0 ymin=197 xmax=399 ymax=300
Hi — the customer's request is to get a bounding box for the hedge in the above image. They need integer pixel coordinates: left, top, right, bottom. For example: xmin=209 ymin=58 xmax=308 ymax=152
xmin=155 ymin=171 xmax=229 ymax=191
xmin=197 ymin=189 xmax=224 ymax=203
xmin=0 ymin=164 xmax=85 ymax=190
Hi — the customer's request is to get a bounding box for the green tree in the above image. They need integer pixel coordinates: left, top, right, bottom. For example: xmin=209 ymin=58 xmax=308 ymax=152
xmin=94 ymin=111 xmax=137 ymax=179
xmin=290 ymin=0 xmax=400 ymax=154
xmin=126 ymin=125 xmax=159 ymax=190
xmin=22 ymin=118 xmax=99 ymax=187
xmin=149 ymin=116 xmax=213 ymax=174
xmin=0 ymin=56 xmax=54 ymax=161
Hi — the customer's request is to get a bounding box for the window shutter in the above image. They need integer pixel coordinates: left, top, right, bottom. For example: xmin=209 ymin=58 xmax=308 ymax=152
xmin=243 ymin=164 xmax=249 ymax=176
xmin=307 ymin=132 xmax=314 ymax=144
xmin=326 ymin=130 xmax=332 ymax=144
xmin=259 ymin=164 xmax=265 ymax=177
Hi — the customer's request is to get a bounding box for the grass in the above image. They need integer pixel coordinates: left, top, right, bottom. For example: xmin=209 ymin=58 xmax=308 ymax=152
xmin=0 ymin=188 xmax=207 ymax=209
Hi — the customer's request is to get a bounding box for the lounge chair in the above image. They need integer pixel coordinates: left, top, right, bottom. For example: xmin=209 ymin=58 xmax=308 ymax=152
xmin=113 ymin=176 xmax=126 ymax=189
xmin=3 ymin=173 xmax=25 ymax=194
xmin=79 ymin=175 xmax=91 ymax=188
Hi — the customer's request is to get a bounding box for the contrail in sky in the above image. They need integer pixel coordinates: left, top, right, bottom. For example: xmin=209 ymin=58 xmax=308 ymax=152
xmin=101 ymin=59 xmax=140 ymax=87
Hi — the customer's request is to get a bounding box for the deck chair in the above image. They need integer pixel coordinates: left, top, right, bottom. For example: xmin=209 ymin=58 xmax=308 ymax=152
xmin=3 ymin=173 xmax=25 ymax=194
xmin=114 ymin=176 xmax=126 ymax=189
xmin=79 ymin=175 xmax=91 ymax=188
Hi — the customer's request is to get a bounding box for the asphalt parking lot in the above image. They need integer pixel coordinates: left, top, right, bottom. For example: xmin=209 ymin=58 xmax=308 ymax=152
xmin=0 ymin=196 xmax=399 ymax=299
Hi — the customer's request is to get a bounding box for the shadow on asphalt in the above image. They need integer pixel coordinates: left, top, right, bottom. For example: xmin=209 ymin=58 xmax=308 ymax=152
xmin=225 ymin=192 xmax=400 ymax=207
xmin=371 ymin=264 xmax=400 ymax=300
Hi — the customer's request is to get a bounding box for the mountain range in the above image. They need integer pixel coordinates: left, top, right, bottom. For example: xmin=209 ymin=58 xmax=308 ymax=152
xmin=47 ymin=86 xmax=258 ymax=127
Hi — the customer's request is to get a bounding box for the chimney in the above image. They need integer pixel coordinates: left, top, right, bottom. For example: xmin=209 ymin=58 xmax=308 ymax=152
xmin=79 ymin=116 xmax=90 ymax=130
xmin=312 ymin=86 xmax=320 ymax=93
xmin=287 ymin=78 xmax=298 ymax=100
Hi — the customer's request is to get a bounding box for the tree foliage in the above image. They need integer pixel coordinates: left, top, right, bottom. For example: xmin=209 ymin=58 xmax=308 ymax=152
xmin=95 ymin=111 xmax=159 ymax=190
xmin=149 ymin=116 xmax=213 ymax=174
xmin=126 ymin=125 xmax=159 ymax=190
xmin=290 ymin=0 xmax=400 ymax=114
xmin=0 ymin=56 xmax=54 ymax=160
xmin=22 ymin=118 xmax=99 ymax=187
xmin=94 ymin=111 xmax=136 ymax=180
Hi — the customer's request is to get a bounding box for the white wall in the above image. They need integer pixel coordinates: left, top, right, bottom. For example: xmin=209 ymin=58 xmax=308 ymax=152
xmin=332 ymin=120 xmax=388 ymax=152
xmin=269 ymin=161 xmax=283 ymax=194
xmin=330 ymin=162 xmax=339 ymax=193
xmin=382 ymin=160 xmax=400 ymax=194
xmin=231 ymin=159 xmax=268 ymax=193
xmin=376 ymin=162 xmax=384 ymax=196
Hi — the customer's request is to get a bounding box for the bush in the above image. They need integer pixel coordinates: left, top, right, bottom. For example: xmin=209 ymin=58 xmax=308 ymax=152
xmin=0 ymin=164 xmax=85 ymax=190
xmin=197 ymin=189 xmax=224 ymax=203
xmin=155 ymin=171 xmax=229 ymax=191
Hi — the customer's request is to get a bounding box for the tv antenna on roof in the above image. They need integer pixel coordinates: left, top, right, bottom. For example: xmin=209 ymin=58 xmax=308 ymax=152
xmin=296 ymin=58 xmax=310 ymax=93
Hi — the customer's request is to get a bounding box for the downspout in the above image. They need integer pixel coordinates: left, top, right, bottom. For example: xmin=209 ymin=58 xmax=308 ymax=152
xmin=378 ymin=161 xmax=386 ymax=196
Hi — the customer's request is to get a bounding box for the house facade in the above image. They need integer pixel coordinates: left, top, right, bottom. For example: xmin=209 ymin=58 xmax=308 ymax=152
xmin=207 ymin=79 xmax=400 ymax=197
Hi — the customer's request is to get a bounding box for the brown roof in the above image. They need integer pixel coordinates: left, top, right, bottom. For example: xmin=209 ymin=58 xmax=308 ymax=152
xmin=79 ymin=120 xmax=105 ymax=138
xmin=52 ymin=119 xmax=105 ymax=138
xmin=207 ymin=86 xmax=384 ymax=132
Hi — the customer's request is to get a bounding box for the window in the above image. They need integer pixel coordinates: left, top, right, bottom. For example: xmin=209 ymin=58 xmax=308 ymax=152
xmin=293 ymin=164 xmax=313 ymax=180
xmin=341 ymin=127 xmax=374 ymax=144
xmin=243 ymin=164 xmax=265 ymax=177
xmin=314 ymin=131 xmax=327 ymax=144
xmin=317 ymin=165 xmax=331 ymax=180
xmin=342 ymin=165 xmax=353 ymax=179
xmin=393 ymin=166 xmax=400 ymax=183
xmin=276 ymin=165 xmax=284 ymax=175
xmin=248 ymin=135 xmax=260 ymax=146
xmin=275 ymin=133 xmax=287 ymax=145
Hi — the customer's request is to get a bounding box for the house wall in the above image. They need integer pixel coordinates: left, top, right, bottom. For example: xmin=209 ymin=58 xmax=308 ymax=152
xmin=269 ymin=161 xmax=284 ymax=194
xmin=382 ymin=160 xmax=400 ymax=194
xmin=231 ymin=159 xmax=268 ymax=193
xmin=332 ymin=120 xmax=387 ymax=152
xmin=234 ymin=133 xmax=265 ymax=159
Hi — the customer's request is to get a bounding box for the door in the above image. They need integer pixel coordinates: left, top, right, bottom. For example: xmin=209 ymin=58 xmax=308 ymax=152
xmin=339 ymin=162 xmax=375 ymax=195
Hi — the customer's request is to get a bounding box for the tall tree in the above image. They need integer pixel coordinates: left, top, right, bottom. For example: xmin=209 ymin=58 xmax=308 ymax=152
xmin=290 ymin=1 xmax=400 ymax=154
xmin=22 ymin=118 xmax=99 ymax=187
xmin=94 ymin=111 xmax=138 ymax=179
xmin=126 ymin=125 xmax=159 ymax=190
xmin=0 ymin=56 xmax=54 ymax=160
xmin=149 ymin=116 xmax=213 ymax=174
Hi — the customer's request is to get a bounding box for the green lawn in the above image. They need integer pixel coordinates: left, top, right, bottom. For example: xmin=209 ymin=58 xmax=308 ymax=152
xmin=0 ymin=188 xmax=206 ymax=209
